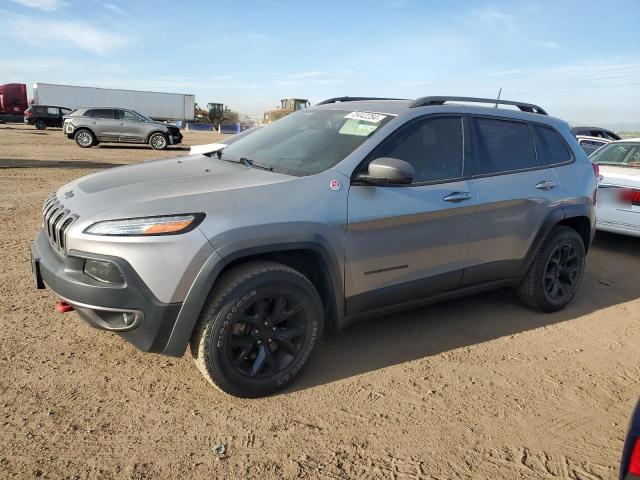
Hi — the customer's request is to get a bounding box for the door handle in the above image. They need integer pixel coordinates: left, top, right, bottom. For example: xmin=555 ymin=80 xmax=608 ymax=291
xmin=535 ymin=180 xmax=557 ymax=191
xmin=443 ymin=191 xmax=472 ymax=203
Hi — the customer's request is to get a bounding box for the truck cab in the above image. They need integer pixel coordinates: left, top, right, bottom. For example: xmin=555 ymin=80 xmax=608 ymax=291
xmin=0 ymin=83 xmax=28 ymax=123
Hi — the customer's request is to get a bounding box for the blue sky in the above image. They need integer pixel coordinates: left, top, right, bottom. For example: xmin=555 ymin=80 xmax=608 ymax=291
xmin=1 ymin=0 xmax=639 ymax=124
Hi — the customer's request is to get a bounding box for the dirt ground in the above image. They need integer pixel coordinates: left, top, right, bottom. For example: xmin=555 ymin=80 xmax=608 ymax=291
xmin=0 ymin=124 xmax=639 ymax=480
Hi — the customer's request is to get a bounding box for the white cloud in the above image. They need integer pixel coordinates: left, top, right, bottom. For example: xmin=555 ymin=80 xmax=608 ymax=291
xmin=472 ymin=6 xmax=516 ymax=35
xmin=470 ymin=5 xmax=558 ymax=50
xmin=530 ymin=40 xmax=559 ymax=49
xmin=1 ymin=14 xmax=130 ymax=55
xmin=277 ymin=71 xmax=346 ymax=86
xmin=101 ymin=2 xmax=126 ymax=16
xmin=9 ymin=0 xmax=67 ymax=11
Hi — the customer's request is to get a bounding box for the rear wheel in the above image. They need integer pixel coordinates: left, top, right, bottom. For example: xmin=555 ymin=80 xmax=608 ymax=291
xmin=190 ymin=261 xmax=324 ymax=398
xmin=149 ymin=132 xmax=168 ymax=150
xmin=516 ymin=226 xmax=585 ymax=312
xmin=34 ymin=119 xmax=47 ymax=130
xmin=74 ymin=129 xmax=95 ymax=148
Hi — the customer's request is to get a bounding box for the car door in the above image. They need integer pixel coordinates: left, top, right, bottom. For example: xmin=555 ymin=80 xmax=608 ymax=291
xmin=462 ymin=116 xmax=564 ymax=285
xmin=45 ymin=107 xmax=59 ymax=127
xmin=117 ymin=109 xmax=147 ymax=143
xmin=87 ymin=109 xmax=119 ymax=141
xmin=345 ymin=115 xmax=477 ymax=315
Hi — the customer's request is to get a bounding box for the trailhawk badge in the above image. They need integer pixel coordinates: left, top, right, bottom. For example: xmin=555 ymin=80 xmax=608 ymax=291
xmin=329 ymin=179 xmax=341 ymax=191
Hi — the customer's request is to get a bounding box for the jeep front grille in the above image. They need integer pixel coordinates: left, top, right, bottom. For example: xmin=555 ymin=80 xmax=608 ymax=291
xmin=42 ymin=195 xmax=78 ymax=252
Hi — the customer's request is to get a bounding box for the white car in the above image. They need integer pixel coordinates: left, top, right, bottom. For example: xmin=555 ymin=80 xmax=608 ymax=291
xmin=576 ymin=135 xmax=612 ymax=156
xmin=590 ymin=139 xmax=640 ymax=237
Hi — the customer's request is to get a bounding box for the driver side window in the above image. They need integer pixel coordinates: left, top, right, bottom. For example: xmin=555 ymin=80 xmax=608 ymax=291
xmin=119 ymin=110 xmax=140 ymax=121
xmin=367 ymin=116 xmax=464 ymax=183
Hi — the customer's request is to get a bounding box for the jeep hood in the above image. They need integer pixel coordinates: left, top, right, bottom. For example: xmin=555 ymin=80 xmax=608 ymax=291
xmin=57 ymin=154 xmax=294 ymax=219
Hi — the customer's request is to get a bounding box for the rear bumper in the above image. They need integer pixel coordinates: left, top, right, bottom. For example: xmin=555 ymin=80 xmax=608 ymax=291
xmin=31 ymin=229 xmax=182 ymax=353
xmin=596 ymin=219 xmax=640 ymax=238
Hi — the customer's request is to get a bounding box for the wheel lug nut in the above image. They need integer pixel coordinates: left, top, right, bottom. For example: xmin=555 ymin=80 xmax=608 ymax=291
xmin=257 ymin=340 xmax=262 ymax=345
xmin=272 ymin=327 xmax=276 ymax=331
xmin=264 ymin=322 xmax=269 ymax=326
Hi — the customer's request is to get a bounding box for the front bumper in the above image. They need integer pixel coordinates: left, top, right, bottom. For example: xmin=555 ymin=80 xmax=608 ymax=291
xmin=168 ymin=132 xmax=183 ymax=145
xmin=31 ymin=229 xmax=182 ymax=353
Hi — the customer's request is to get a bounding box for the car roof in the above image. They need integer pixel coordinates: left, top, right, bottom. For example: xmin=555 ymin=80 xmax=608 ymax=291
xmin=612 ymin=138 xmax=640 ymax=143
xmin=311 ymin=99 xmax=569 ymax=129
xmin=29 ymin=105 xmax=68 ymax=109
xmin=575 ymin=135 xmax=612 ymax=142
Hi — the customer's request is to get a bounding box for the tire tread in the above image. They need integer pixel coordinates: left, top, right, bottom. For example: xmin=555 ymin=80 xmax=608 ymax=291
xmin=190 ymin=261 xmax=317 ymax=397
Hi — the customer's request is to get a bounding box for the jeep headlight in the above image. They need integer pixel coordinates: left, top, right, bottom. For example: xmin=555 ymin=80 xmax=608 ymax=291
xmin=84 ymin=213 xmax=204 ymax=236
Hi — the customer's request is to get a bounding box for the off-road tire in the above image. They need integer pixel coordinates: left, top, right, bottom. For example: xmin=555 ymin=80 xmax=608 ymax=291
xmin=516 ymin=226 xmax=586 ymax=312
xmin=149 ymin=132 xmax=168 ymax=150
xmin=74 ymin=129 xmax=95 ymax=148
xmin=34 ymin=119 xmax=47 ymax=130
xmin=190 ymin=261 xmax=324 ymax=398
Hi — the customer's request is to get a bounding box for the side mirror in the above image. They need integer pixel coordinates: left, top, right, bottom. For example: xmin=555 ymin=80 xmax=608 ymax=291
xmin=357 ymin=157 xmax=414 ymax=186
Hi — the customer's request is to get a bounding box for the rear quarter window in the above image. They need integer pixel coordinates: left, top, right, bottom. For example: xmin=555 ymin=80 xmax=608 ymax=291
xmin=471 ymin=117 xmax=538 ymax=175
xmin=533 ymin=125 xmax=573 ymax=165
xmin=84 ymin=109 xmax=114 ymax=119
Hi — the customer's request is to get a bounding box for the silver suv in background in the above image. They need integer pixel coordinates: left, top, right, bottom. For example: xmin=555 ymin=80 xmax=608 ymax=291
xmin=63 ymin=107 xmax=183 ymax=150
xmin=32 ymin=96 xmax=597 ymax=398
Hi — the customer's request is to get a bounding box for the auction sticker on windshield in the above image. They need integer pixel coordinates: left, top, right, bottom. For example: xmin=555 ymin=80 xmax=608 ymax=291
xmin=344 ymin=111 xmax=387 ymax=123
xmin=339 ymin=112 xmax=387 ymax=137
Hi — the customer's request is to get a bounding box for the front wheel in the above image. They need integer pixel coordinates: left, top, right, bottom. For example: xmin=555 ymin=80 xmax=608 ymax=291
xmin=74 ymin=129 xmax=95 ymax=148
xmin=190 ymin=261 xmax=324 ymax=398
xmin=149 ymin=132 xmax=168 ymax=150
xmin=516 ymin=226 xmax=586 ymax=312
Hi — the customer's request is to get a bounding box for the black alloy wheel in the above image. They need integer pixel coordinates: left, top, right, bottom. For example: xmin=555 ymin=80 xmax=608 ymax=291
xmin=543 ymin=243 xmax=580 ymax=301
xmin=226 ymin=293 xmax=306 ymax=378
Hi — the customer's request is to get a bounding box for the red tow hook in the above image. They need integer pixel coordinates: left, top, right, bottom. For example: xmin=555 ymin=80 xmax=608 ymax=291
xmin=55 ymin=300 xmax=74 ymax=313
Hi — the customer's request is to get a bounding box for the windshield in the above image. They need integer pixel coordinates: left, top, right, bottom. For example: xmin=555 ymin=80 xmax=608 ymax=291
xmin=136 ymin=111 xmax=152 ymax=122
xmin=219 ymin=109 xmax=393 ymax=176
xmin=590 ymin=142 xmax=640 ymax=168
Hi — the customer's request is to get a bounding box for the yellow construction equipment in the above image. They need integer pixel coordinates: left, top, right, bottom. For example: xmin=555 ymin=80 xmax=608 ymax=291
xmin=262 ymin=98 xmax=310 ymax=124
xmin=193 ymin=102 xmax=239 ymax=130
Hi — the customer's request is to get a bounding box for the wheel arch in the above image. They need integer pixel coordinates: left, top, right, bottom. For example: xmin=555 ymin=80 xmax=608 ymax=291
xmin=145 ymin=130 xmax=168 ymax=142
xmin=518 ymin=204 xmax=594 ymax=277
xmin=74 ymin=126 xmax=96 ymax=136
xmin=161 ymin=241 xmax=344 ymax=357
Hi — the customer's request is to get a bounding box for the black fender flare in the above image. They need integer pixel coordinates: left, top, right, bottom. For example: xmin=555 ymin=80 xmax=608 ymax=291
xmin=161 ymin=240 xmax=344 ymax=357
xmin=517 ymin=202 xmax=593 ymax=277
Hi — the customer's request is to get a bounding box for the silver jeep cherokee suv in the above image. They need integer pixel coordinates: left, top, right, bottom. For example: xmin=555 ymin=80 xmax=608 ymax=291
xmin=63 ymin=107 xmax=183 ymax=150
xmin=32 ymin=96 xmax=597 ymax=397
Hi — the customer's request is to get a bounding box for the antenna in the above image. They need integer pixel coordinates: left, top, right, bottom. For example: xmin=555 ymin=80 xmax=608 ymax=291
xmin=494 ymin=87 xmax=502 ymax=108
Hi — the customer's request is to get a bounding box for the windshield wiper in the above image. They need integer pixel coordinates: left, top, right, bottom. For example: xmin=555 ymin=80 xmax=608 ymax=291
xmin=218 ymin=154 xmax=273 ymax=171
xmin=239 ymin=157 xmax=273 ymax=171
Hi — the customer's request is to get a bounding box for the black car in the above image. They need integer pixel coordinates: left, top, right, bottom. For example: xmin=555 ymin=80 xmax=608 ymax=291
xmin=571 ymin=126 xmax=621 ymax=141
xmin=24 ymin=105 xmax=72 ymax=130
xmin=620 ymin=400 xmax=640 ymax=480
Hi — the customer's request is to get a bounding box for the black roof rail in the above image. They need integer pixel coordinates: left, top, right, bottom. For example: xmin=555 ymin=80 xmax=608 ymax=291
xmin=316 ymin=96 xmax=408 ymax=105
xmin=409 ymin=96 xmax=548 ymax=115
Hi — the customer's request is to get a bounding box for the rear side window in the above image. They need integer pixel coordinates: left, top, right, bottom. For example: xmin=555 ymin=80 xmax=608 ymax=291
xmin=367 ymin=116 xmax=464 ymax=183
xmin=47 ymin=107 xmax=59 ymax=115
xmin=579 ymin=139 xmax=607 ymax=156
xmin=533 ymin=125 xmax=572 ymax=165
xmin=471 ymin=118 xmax=537 ymax=175
xmin=85 ymin=109 xmax=114 ymax=119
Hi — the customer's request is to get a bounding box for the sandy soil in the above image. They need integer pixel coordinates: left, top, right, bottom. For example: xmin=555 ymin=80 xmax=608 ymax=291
xmin=1 ymin=124 xmax=639 ymax=479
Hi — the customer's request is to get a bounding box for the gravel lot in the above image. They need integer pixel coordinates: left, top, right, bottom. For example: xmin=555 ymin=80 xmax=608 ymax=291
xmin=1 ymin=124 xmax=639 ymax=479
